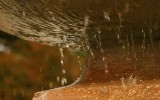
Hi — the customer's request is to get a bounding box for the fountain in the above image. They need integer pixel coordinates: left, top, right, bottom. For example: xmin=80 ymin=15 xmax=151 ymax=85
xmin=0 ymin=0 xmax=160 ymax=99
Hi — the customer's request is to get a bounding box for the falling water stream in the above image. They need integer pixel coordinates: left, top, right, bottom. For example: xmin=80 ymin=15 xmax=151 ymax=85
xmin=0 ymin=0 xmax=160 ymax=99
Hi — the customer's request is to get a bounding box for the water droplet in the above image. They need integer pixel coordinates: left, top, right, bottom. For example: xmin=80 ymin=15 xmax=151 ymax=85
xmin=0 ymin=44 xmax=5 ymax=52
xmin=105 ymin=70 xmax=108 ymax=74
xmin=99 ymin=87 xmax=108 ymax=94
xmin=62 ymin=69 xmax=66 ymax=74
xmin=57 ymin=76 xmax=60 ymax=82
xmin=61 ymin=77 xmax=67 ymax=86
xmin=65 ymin=44 xmax=69 ymax=48
xmin=104 ymin=11 xmax=111 ymax=21
xmin=121 ymin=77 xmax=127 ymax=89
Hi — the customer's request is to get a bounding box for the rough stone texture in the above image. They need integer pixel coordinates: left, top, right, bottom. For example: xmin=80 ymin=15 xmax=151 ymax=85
xmin=33 ymin=79 xmax=160 ymax=100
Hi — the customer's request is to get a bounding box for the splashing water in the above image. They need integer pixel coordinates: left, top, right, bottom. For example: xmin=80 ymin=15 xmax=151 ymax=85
xmin=0 ymin=0 xmax=160 ymax=99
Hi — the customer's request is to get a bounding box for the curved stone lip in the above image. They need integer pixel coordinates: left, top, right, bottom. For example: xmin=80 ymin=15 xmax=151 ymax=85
xmin=32 ymin=53 xmax=91 ymax=100
xmin=32 ymin=78 xmax=81 ymax=100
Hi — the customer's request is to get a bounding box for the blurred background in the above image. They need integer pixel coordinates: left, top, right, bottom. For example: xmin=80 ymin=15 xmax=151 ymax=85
xmin=0 ymin=30 xmax=86 ymax=100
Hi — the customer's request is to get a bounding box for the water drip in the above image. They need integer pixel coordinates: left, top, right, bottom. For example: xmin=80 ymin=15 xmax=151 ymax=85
xmin=0 ymin=0 xmax=160 ymax=99
xmin=121 ymin=77 xmax=127 ymax=89
xmin=95 ymin=29 xmax=107 ymax=70
xmin=57 ymin=76 xmax=60 ymax=82
xmin=103 ymin=11 xmax=111 ymax=21
xmin=61 ymin=77 xmax=67 ymax=86
xmin=142 ymin=29 xmax=146 ymax=51
xmin=59 ymin=48 xmax=65 ymax=74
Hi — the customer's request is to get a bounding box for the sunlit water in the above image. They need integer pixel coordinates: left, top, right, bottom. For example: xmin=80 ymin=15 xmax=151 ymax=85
xmin=0 ymin=0 xmax=160 ymax=99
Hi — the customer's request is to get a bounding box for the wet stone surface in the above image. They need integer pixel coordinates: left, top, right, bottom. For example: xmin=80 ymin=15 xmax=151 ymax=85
xmin=33 ymin=80 xmax=160 ymax=100
xmin=0 ymin=0 xmax=160 ymax=99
